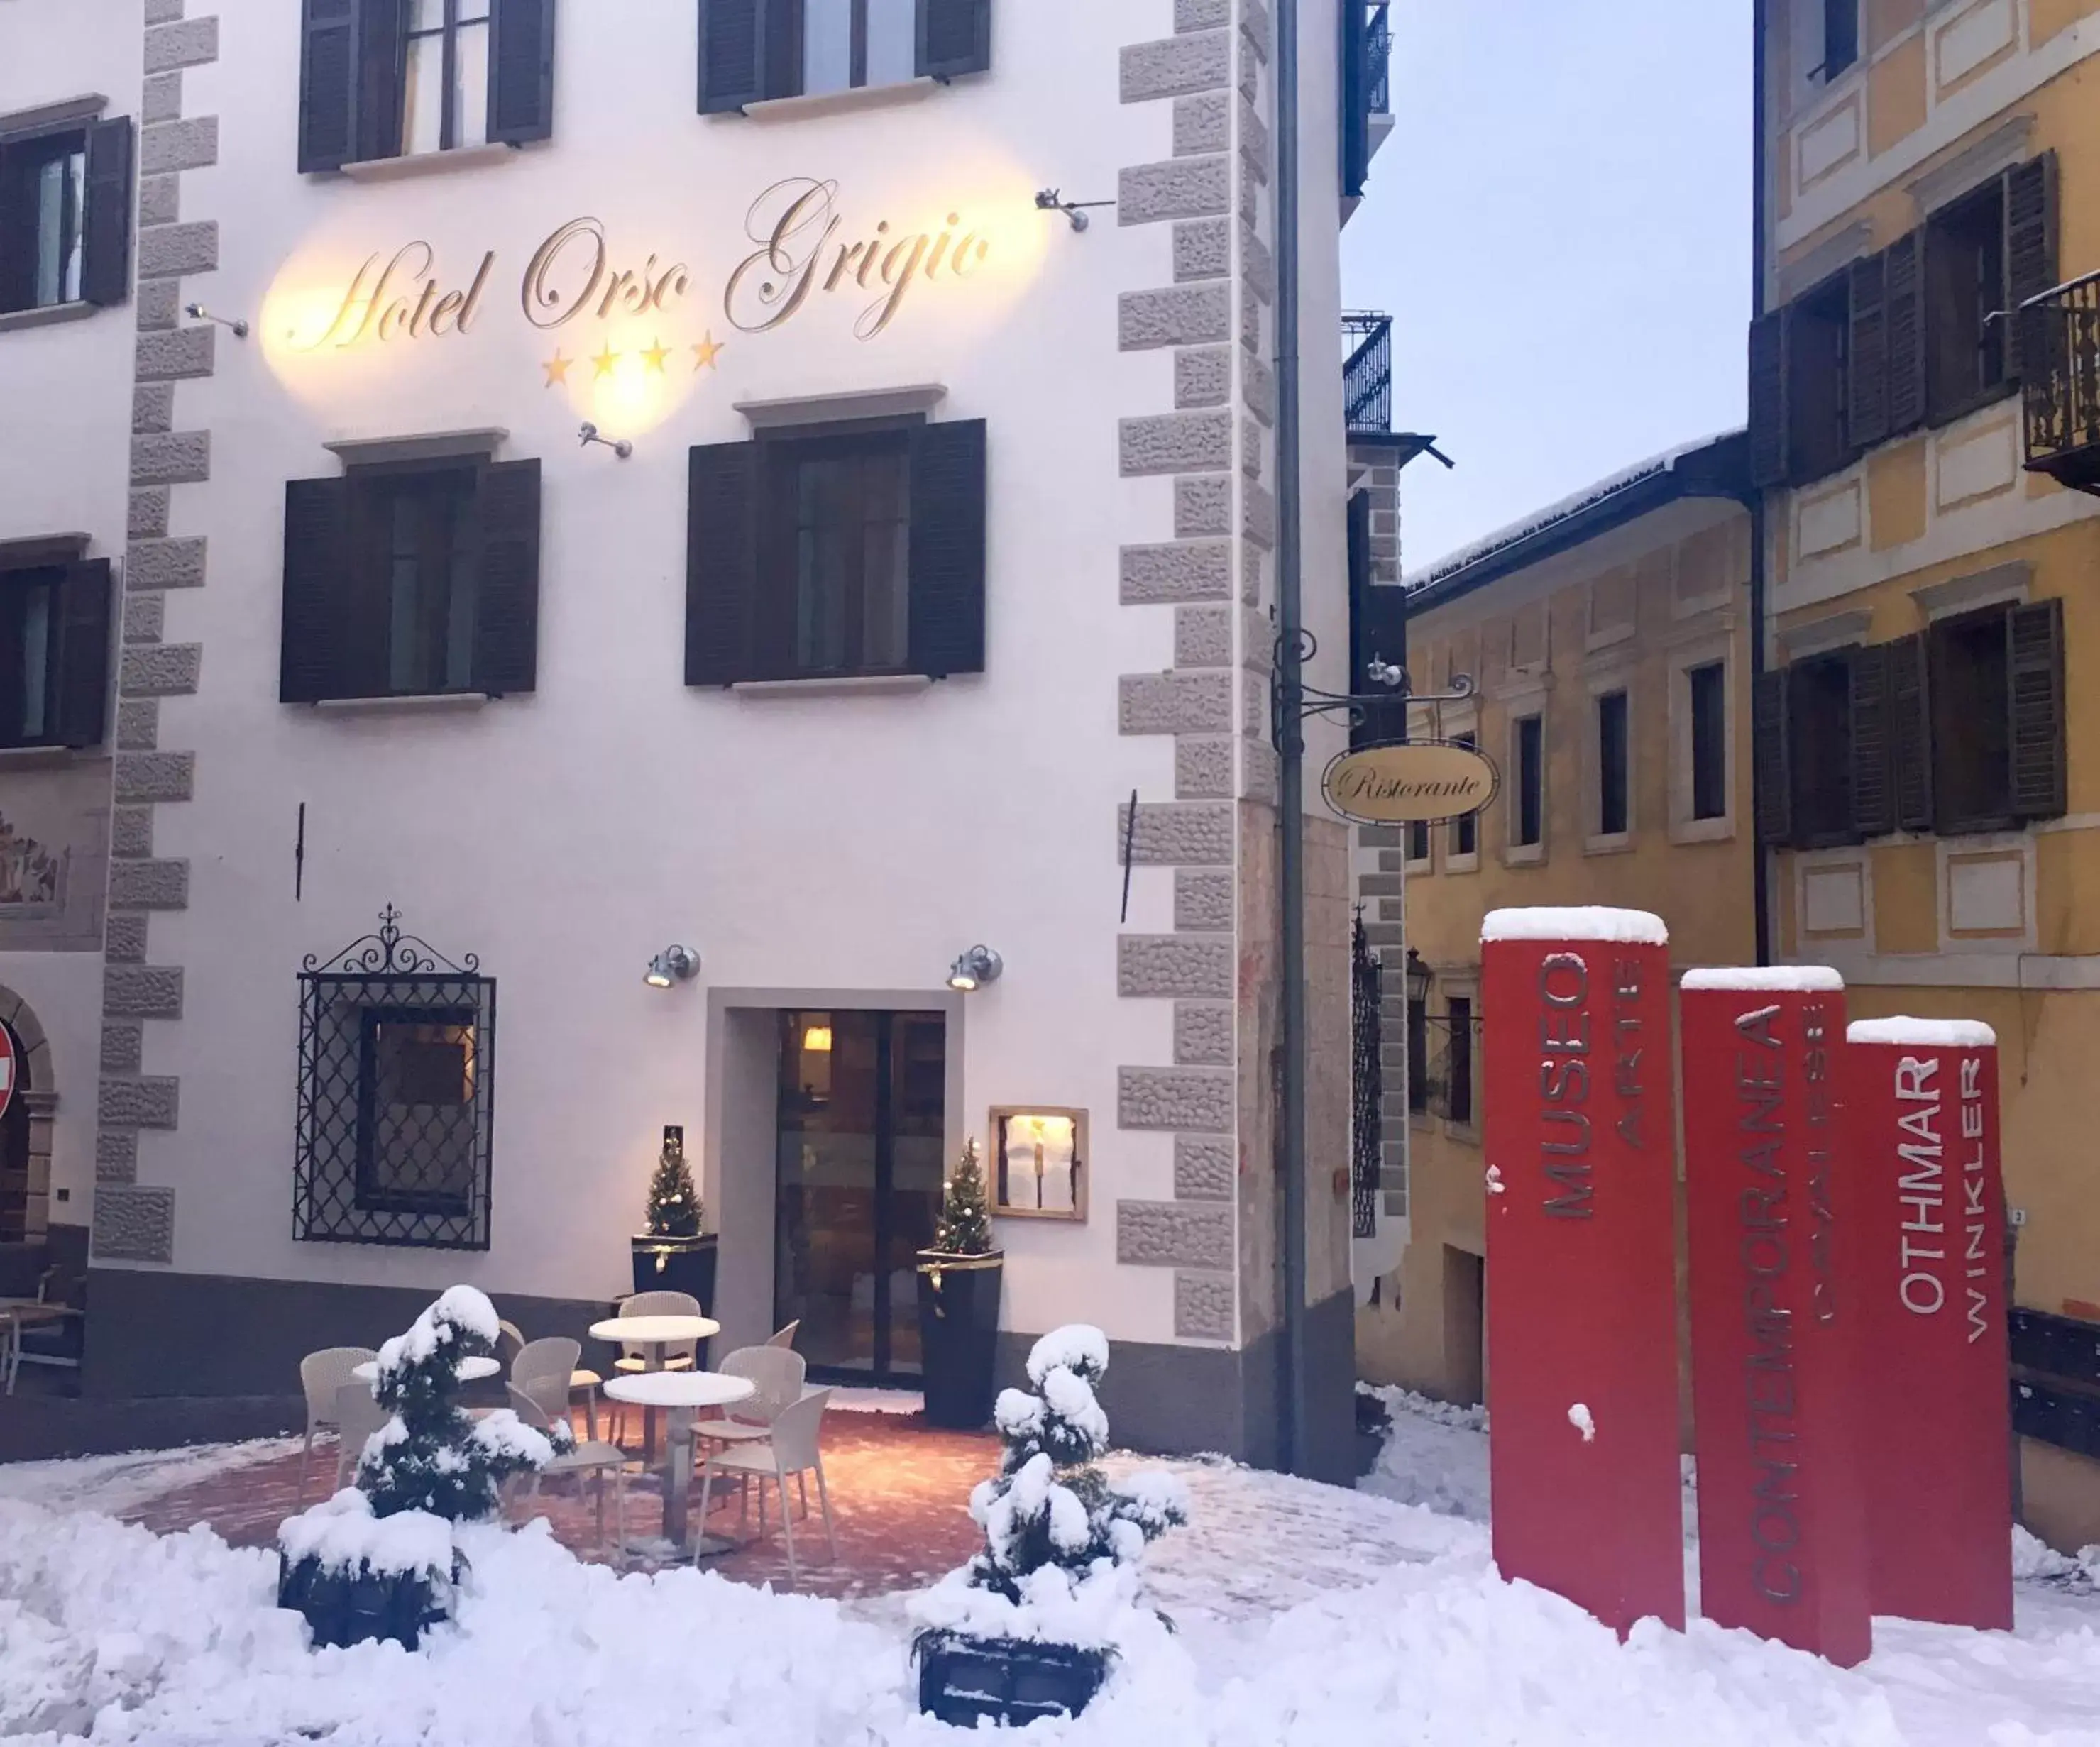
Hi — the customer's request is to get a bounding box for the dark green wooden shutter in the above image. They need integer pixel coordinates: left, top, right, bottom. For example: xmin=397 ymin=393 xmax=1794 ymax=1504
xmin=358 ymin=0 xmax=408 ymax=161
xmin=53 ymin=560 xmax=111 ymax=749
xmin=1823 ymin=0 xmax=1859 ymax=78
xmin=1889 ymin=631 xmax=1934 ymax=832
xmin=698 ymin=0 xmax=766 ymax=112
xmin=1340 ymin=1 xmax=1370 ymax=200
xmin=908 ymin=419 xmax=987 ymax=679
xmin=2008 ymin=597 xmax=2067 ymax=821
xmin=1884 ymin=230 xmax=1927 ymax=436
xmin=1847 ymin=250 xmax=1889 ymax=451
xmin=299 ymin=0 xmax=361 ymax=170
xmin=79 ymin=119 xmax=133 ymax=309
xmin=2003 ymin=152 xmax=2059 ymax=382
xmin=1848 ymin=641 xmax=1894 ymax=838
xmin=1754 ymin=666 xmax=1793 ymax=846
xmin=472 ymin=459 xmax=541 ymax=695
xmin=281 ymin=476 xmax=352 ymax=702
xmin=1748 ymin=309 xmax=1791 ymax=489
xmin=918 ymin=0 xmax=991 ymax=79
xmin=488 ymin=0 xmax=556 ymax=145
xmin=686 ymin=439 xmax=759 ymax=685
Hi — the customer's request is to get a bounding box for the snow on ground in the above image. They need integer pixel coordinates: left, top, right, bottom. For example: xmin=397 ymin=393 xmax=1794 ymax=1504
xmin=0 ymin=1439 xmax=299 ymax=1519
xmin=1358 ymin=1383 xmax=1492 ymax=1521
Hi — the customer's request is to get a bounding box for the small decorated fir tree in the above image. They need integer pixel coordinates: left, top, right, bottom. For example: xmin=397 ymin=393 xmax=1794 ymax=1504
xmin=933 ymin=1138 xmax=996 ymax=1256
xmin=644 ymin=1125 xmax=703 ymax=1239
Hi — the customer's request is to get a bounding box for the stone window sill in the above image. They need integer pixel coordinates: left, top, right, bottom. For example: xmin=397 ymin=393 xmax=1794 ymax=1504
xmin=0 ymin=744 xmax=80 ymax=768
xmin=1583 ymin=831 xmax=1635 ymax=857
xmin=1669 ymin=815 xmax=1736 ymax=847
xmin=731 ymin=674 xmax=933 ymax=700
xmin=338 ymin=143 xmax=517 ymax=182
xmin=736 ymin=79 xmax=938 ymax=124
xmin=0 ymin=301 xmax=96 ymax=336
xmin=1503 ymin=841 xmax=1545 ymax=867
xmin=309 ymin=692 xmax=492 ymax=715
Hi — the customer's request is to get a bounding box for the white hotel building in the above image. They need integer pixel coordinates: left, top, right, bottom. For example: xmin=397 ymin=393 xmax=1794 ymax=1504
xmin=0 ymin=0 xmax=1400 ymax=1472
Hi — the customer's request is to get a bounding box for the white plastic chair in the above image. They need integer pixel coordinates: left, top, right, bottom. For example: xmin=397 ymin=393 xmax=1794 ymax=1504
xmin=696 ymin=1387 xmax=837 ymax=1585
xmin=332 ymin=1379 xmax=391 ymax=1492
xmin=700 ymin=1345 xmax=808 ymax=1448
xmin=507 ymin=1383 xmax=633 ymax=1560
xmin=297 ymin=1347 xmax=377 ymax=1504
xmin=514 ymin=1335 xmax=598 ymax=1438
xmin=612 ymin=1291 xmax=703 ymax=1372
xmin=496 ymin=1319 xmax=527 ymax=1369
xmin=766 ymin=1320 xmax=801 ymax=1350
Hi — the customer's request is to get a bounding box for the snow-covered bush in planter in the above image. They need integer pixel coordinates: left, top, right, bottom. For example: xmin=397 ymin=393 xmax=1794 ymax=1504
xmin=276 ymin=1285 xmax=568 ymax=1650
xmin=911 ymin=1324 xmax=1187 ymax=1725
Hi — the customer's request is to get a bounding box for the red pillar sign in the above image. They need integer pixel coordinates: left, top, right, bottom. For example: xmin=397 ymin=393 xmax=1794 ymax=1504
xmin=1482 ymin=907 xmax=1684 ymax=1636
xmin=1681 ymin=970 xmax=1871 ymax=1665
xmin=1847 ymin=1018 xmax=2013 ymax=1631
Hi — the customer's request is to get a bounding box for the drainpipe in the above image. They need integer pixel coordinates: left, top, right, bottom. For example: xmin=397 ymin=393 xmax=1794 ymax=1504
xmin=1750 ymin=0 xmax=1772 ymax=966
xmin=1273 ymin=0 xmax=1309 ymax=1476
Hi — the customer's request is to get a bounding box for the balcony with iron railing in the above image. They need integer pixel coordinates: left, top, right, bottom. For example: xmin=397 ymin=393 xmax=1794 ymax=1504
xmin=1366 ymin=2 xmax=1391 ymax=116
xmin=1341 ymin=3 xmax=1394 ymax=207
xmin=2022 ymin=271 xmax=2100 ymax=497
xmin=1344 ymin=312 xmax=1392 ymax=436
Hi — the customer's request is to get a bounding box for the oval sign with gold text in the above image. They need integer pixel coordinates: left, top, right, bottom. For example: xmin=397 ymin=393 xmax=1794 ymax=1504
xmin=1321 ymin=739 xmax=1500 ymax=827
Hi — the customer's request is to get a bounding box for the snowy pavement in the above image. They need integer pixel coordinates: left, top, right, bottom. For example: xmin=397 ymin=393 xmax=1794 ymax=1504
xmin=4 ymin=1397 xmax=2100 ymax=1743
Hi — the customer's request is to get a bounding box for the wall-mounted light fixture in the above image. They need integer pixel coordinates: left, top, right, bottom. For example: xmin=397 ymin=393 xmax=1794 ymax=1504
xmin=1033 ymin=189 xmax=1115 ymax=234
xmin=644 ymin=944 xmax=699 ymax=988
xmin=1367 ymin=657 xmax=1405 ymax=689
xmin=802 ymin=1022 xmax=833 ymax=1053
xmin=947 ymin=945 xmax=1003 ymax=993
xmin=183 ymin=302 xmax=248 ymax=338
xmin=579 ymin=421 xmax=633 ymax=460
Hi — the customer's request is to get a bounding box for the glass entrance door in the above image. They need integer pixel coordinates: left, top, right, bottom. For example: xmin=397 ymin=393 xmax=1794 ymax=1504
xmin=774 ymin=1010 xmax=945 ymax=1384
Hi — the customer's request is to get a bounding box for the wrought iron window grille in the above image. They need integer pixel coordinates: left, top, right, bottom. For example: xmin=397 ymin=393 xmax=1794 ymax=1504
xmin=295 ymin=905 xmax=496 ymax=1251
xmin=1351 ymin=913 xmax=1384 ymax=1240
xmin=1343 ymin=312 xmax=1392 ymax=437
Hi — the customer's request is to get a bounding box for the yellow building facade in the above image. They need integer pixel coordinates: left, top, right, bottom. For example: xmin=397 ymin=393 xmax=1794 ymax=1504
xmin=1355 ymin=439 xmax=1759 ymax=1401
xmin=1754 ymin=0 xmax=2100 ymax=1546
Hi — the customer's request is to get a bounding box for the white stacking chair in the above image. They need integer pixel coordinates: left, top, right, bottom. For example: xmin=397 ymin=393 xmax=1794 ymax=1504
xmin=766 ymin=1320 xmax=801 ymax=1350
xmin=332 ymin=1379 xmax=391 ymax=1492
xmin=696 ymin=1387 xmax=837 ymax=1586
xmin=612 ymin=1291 xmax=703 ymax=1372
xmin=514 ymin=1335 xmax=599 ymax=1439
xmin=297 ymin=1347 xmax=376 ymax=1504
xmin=507 ymin=1382 xmax=634 ymax=1560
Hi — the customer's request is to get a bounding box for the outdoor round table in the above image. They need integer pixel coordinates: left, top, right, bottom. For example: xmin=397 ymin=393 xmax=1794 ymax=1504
xmin=586 ymin=1314 xmax=720 ymax=1460
xmin=602 ymin=1370 xmax=757 ymax=1554
xmin=350 ymin=1354 xmax=502 ymax=1385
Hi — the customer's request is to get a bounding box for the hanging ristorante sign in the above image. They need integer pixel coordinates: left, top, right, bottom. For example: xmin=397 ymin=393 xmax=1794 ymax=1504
xmin=1321 ymin=739 xmax=1500 ymax=827
xmin=282 ymin=177 xmax=997 ymax=363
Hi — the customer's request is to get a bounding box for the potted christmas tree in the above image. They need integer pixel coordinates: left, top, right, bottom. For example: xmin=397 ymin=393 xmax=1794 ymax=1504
xmin=911 ymin=1324 xmax=1187 ymax=1725
xmin=631 ymin=1124 xmax=718 ymax=1311
xmin=916 ymin=1138 xmax=1004 ymax=1429
xmin=276 ymin=1286 xmax=567 ymax=1651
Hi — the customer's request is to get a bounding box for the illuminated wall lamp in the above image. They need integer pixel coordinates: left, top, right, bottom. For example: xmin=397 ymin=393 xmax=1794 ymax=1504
xmin=644 ymin=944 xmax=699 ymax=989
xmin=182 ymin=302 xmax=248 ymax=338
xmin=947 ymin=945 xmax=1003 ymax=993
xmin=1033 ymin=189 xmax=1114 ymax=233
xmin=580 ymin=421 xmax=633 ymax=460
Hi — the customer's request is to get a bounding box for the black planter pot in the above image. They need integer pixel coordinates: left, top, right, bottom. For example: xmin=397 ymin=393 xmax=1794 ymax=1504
xmin=914 ymin=1629 xmax=1113 ymax=1726
xmin=915 ymin=1249 xmax=1004 ymax=1430
xmin=277 ymin=1552 xmax=449 ymax=1651
xmin=631 ymin=1233 xmax=720 ymax=1367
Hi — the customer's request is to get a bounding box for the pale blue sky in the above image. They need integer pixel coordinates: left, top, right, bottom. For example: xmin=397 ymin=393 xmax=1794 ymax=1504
xmin=1342 ymin=1 xmax=1754 ymax=573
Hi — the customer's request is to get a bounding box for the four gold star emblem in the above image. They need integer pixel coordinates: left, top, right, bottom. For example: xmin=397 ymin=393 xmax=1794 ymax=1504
xmin=592 ymin=343 xmax=621 ymax=380
xmin=641 ymin=336 xmax=673 ymax=375
xmin=542 ymin=349 xmax=573 ymax=387
xmin=546 ymin=336 xmax=724 ymax=390
xmin=692 ymin=332 xmax=725 ymax=372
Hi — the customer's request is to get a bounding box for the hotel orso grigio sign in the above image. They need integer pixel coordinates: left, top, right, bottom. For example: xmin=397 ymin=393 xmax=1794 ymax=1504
xmin=290 ymin=177 xmax=994 ymax=353
xmin=1320 ymin=739 xmax=1499 ymax=827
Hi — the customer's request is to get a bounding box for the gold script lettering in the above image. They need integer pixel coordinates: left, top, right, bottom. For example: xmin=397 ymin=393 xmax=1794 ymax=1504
xmin=522 ymin=218 xmax=608 ymax=329
xmin=297 ymin=243 xmax=493 ymax=350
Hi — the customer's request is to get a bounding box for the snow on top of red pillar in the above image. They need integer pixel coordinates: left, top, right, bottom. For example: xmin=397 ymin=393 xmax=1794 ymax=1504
xmin=1680 ymin=966 xmax=1845 ymax=991
xmin=1479 ymin=906 xmax=1668 ymax=946
xmin=1846 ymin=1017 xmax=1998 ymax=1047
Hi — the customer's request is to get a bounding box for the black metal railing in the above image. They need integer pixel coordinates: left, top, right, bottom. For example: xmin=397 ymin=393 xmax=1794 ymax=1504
xmin=1351 ymin=914 xmax=1382 ymax=1240
xmin=1365 ymin=2 xmax=1392 ymax=115
xmin=1344 ymin=312 xmax=1392 ymax=435
xmin=2021 ymin=272 xmax=2100 ymax=495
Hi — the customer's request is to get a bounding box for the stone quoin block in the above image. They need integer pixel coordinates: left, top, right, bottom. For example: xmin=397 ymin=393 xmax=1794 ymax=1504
xmin=1119 ymin=283 xmax=1231 ymax=351
xmin=1174 ymin=1001 xmax=1234 ymax=1065
xmin=1239 ymin=95 xmax=1271 ymax=179
xmin=1238 ymin=536 xmax=1266 ymax=605
xmin=1242 ymin=415 xmax=1263 ymax=475
xmin=1120 ymin=669 xmax=1233 ymax=736
xmin=1116 ymin=1198 xmax=1234 ymax=1269
xmin=1175 ymin=604 xmax=1233 ymax=667
xmin=130 ymin=489 xmax=170 ymax=540
xmin=1121 ymin=31 xmax=1230 ymax=103
xmin=1175 ymin=91 xmax=1230 ymax=155
xmin=1119 ymin=800 xmax=1233 ymax=866
xmin=1121 ymin=539 xmax=1232 ymax=604
xmin=142 ymin=116 xmax=217 ymax=175
xmin=1241 ymin=225 xmax=1275 ymax=302
xmin=101 ymin=1021 xmax=144 ymax=1076
xmin=1241 ymin=280 xmax=1263 ymax=352
xmin=1173 ymin=218 xmax=1231 ymax=282
xmin=143 ymin=15 xmax=218 ymax=73
xmin=96 ymin=1127 xmax=138 ymax=1185
xmin=116 ymin=700 xmax=160 ymax=752
xmin=1119 ymin=933 xmax=1233 ymax=1000
xmin=121 ymin=643 xmax=201 ymax=696
xmin=1241 ymin=738 xmax=1280 ymax=805
xmin=1242 ymin=353 xmax=1275 ymax=425
xmin=1175 ymin=736 xmax=1234 ymax=799
xmin=1241 ymin=607 xmax=1272 ymax=671
xmin=99 ymin=1075 xmax=180 ymax=1129
xmin=104 ymin=965 xmax=185 ymax=1020
xmin=1120 ymin=410 xmax=1233 ymax=476
xmin=133 ymin=384 xmax=175 ymax=435
xmin=109 ymin=858 xmax=189 ymax=909
xmin=145 ymin=0 xmax=185 ymax=24
xmin=1239 ymin=155 xmax=1261 ymax=225
xmin=138 ymin=221 xmax=218 ymax=279
xmin=1175 ymin=868 xmax=1234 ymax=932
xmin=136 ymin=279 xmax=181 ymax=331
xmin=1119 ymin=157 xmax=1231 ymax=226
xmin=1175 ymin=346 xmax=1231 ymax=409
xmin=1243 ymin=478 xmax=1277 ymax=549
xmin=1118 ymin=1066 xmax=1234 ymax=1132
xmin=131 ymin=432 xmax=209 ymax=487
xmin=136 ymin=325 xmax=215 ymax=382
xmin=1175 ymin=475 xmax=1233 ymax=537
xmin=104 ymin=913 xmax=150 ymax=964
xmin=1240 ymin=668 xmax=1267 ymax=739
xmin=110 ymin=806 xmax=153 ymax=859
xmin=1240 ymin=0 xmax=1273 ymax=65
xmin=1175 ymin=1132 xmax=1236 ymax=1200
xmin=142 ymin=72 xmax=182 ymax=125
xmin=138 ymin=175 xmax=180 ymax=226
xmin=126 ymin=535 xmax=207 ymax=589
xmin=1175 ymin=1272 xmax=1236 ymax=1340
xmin=1238 ymin=31 xmax=1260 ymax=101
xmin=92 ymin=1186 xmax=175 ymax=1264
xmin=115 ymin=752 xmax=194 ymax=803
xmin=124 ymin=594 xmax=167 ymax=645
xmin=1176 ymin=0 xmax=1230 ymax=30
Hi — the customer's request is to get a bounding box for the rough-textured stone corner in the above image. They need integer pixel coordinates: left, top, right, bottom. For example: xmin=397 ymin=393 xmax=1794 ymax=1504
xmin=133 ymin=383 xmax=175 ymax=435
xmin=126 ymin=535 xmax=207 ymax=590
xmin=1120 ymin=410 xmax=1233 ymax=477
xmin=123 ymin=593 xmax=167 ymax=646
xmin=143 ymin=14 xmax=218 ymax=74
xmin=1116 ymin=1198 xmax=1234 ymax=1269
xmin=1175 ymin=735 xmax=1234 ymax=800
xmin=104 ymin=965 xmax=185 ymax=1020
xmin=1240 ymin=226 xmax=1275 ymax=302
xmin=1173 ymin=869 xmax=1234 ymax=933
xmin=1119 ymin=801 xmax=1234 ymax=866
xmin=110 ymin=805 xmax=154 ymax=860
xmin=1120 ymin=31 xmax=1230 ymax=104
xmin=1118 ymin=1065 xmax=1235 ymax=1132
xmin=1174 ymin=1132 xmax=1237 ymax=1201
xmin=1175 ymin=474 xmax=1233 ymax=538
xmin=101 ymin=1020 xmax=145 ymax=1077
xmin=137 ymin=220 xmax=219 ymax=279
xmin=1174 ymin=91 xmax=1231 ymax=156
xmin=1241 ymin=738 xmax=1280 ymax=806
xmin=136 ymin=279 xmax=181 ymax=332
xmin=104 ymin=912 xmax=151 ymax=965
xmin=1238 ymin=94 xmax=1271 ymax=177
xmin=136 ymin=325 xmax=216 ymax=382
xmin=1119 ymin=157 xmax=1231 ymax=226
xmin=1175 ymin=1271 xmax=1236 ymax=1340
xmin=138 ymin=174 xmax=180 ymax=228
xmin=109 ymin=857 xmax=189 ymax=910
xmin=1243 ymin=478 xmax=1277 ymax=549
xmin=1174 ymin=603 xmax=1233 ymax=667
xmin=1241 ymin=353 xmax=1275 ymax=425
xmin=92 ymin=1186 xmax=176 ymax=1264
xmin=120 ymin=643 xmax=202 ymax=697
xmin=1121 ymin=539 xmax=1231 ymax=605
xmin=1173 ymin=1001 xmax=1234 ymax=1066
xmin=1120 ymin=283 xmax=1231 ymax=351
xmin=1175 ymin=345 xmax=1231 ymax=409
xmin=1119 ymin=933 xmax=1233 ymax=1000
xmin=142 ymin=71 xmax=183 ymax=125
xmin=115 ymin=752 xmax=194 ymax=803
xmin=141 ymin=116 xmax=218 ymax=176
xmin=1175 ymin=0 xmax=1231 ymax=30
xmin=131 ymin=432 xmax=210 ymax=487
xmin=116 ymin=700 xmax=160 ymax=753
xmin=1173 ymin=218 xmax=1231 ymax=282
xmin=1239 ymin=0 xmax=1273 ymax=64
xmin=98 ymin=1075 xmax=180 ymax=1130
xmin=130 ymin=489 xmax=171 ymax=541
xmin=1119 ymin=669 xmax=1233 ymax=736
xmin=95 ymin=1126 xmax=139 ymax=1185
xmin=143 ymin=0 xmax=185 ymax=24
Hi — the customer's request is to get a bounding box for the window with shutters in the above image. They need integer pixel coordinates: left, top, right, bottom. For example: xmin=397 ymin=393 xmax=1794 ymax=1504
xmin=0 ymin=561 xmax=110 ymax=750
xmin=1448 ymin=730 xmax=1480 ymax=863
xmin=1510 ymin=712 xmax=1544 ymax=853
xmin=0 ymin=116 xmax=131 ymax=316
xmin=1928 ymin=600 xmax=2067 ymax=834
xmin=280 ymin=456 xmax=543 ymax=704
xmin=698 ymin=0 xmax=991 ymax=112
xmin=1790 ymin=272 xmax=1852 ymax=484
xmin=1445 ymin=996 xmax=1474 ymax=1128
xmin=686 ymin=417 xmax=986 ymax=686
xmin=404 ymin=0 xmax=494 ymax=154
xmin=1404 ymin=817 xmax=1431 ymax=869
xmin=1595 ymin=689 xmax=1630 ymax=839
xmin=1788 ymin=651 xmax=1856 ymax=847
xmin=1925 ymin=178 xmax=2009 ymax=424
xmin=1689 ymin=661 xmax=1727 ymax=822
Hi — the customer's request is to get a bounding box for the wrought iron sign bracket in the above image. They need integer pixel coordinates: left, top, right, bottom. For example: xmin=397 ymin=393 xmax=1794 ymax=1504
xmin=1270 ymin=627 xmax=1476 ymax=751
